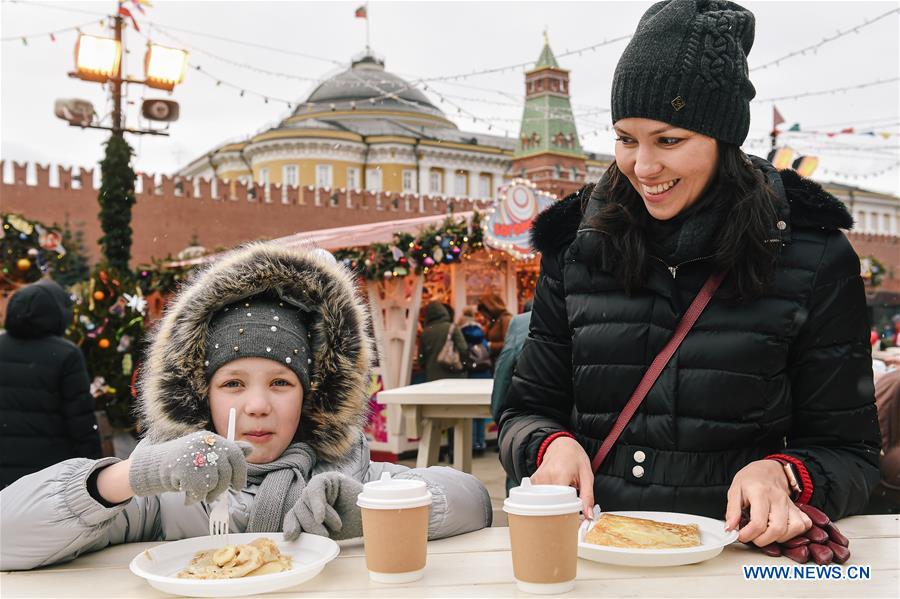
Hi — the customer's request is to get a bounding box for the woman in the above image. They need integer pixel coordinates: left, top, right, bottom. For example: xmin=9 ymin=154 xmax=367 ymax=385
xmin=477 ymin=293 xmax=512 ymax=364
xmin=0 ymin=279 xmax=102 ymax=488
xmin=418 ymin=301 xmax=467 ymax=382
xmin=497 ymin=0 xmax=880 ymax=552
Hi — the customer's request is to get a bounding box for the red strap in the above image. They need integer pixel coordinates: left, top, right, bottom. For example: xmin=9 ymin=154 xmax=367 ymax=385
xmin=591 ymin=272 xmax=726 ymax=473
xmin=766 ymin=453 xmax=814 ymax=505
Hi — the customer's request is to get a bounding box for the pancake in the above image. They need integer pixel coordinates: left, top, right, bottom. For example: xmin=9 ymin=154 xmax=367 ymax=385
xmin=176 ymin=538 xmax=292 ymax=579
xmin=584 ymin=513 xmax=701 ymax=549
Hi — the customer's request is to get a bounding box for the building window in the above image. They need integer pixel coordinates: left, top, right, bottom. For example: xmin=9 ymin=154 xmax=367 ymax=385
xmin=366 ymin=167 xmax=382 ymax=192
xmin=282 ymin=165 xmax=298 ymax=187
xmin=347 ymin=167 xmax=360 ymax=190
xmin=402 ymin=169 xmax=416 ymax=193
xmin=259 ymin=168 xmax=269 ymax=186
xmin=316 ymin=164 xmax=333 ymax=188
xmin=429 ymin=170 xmax=442 ymax=194
xmin=571 ymin=167 xmax=578 ymax=181
xmin=479 ymin=174 xmax=492 ymax=199
xmin=454 ymin=171 xmax=467 ymax=196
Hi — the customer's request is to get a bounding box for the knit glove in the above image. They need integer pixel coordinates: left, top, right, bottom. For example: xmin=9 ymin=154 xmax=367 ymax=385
xmin=129 ymin=431 xmax=254 ymax=505
xmin=283 ymin=472 xmax=364 ymax=541
xmin=742 ymin=505 xmax=851 ymax=564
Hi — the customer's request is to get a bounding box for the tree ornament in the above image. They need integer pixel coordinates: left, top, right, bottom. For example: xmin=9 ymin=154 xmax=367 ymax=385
xmin=27 ymin=248 xmax=39 ymax=258
xmin=384 ymin=270 xmax=394 ymax=279
xmin=98 ymin=338 xmax=111 ymax=349
xmin=93 ymin=290 xmax=106 ymax=301
xmin=16 ymin=258 xmax=31 ymax=271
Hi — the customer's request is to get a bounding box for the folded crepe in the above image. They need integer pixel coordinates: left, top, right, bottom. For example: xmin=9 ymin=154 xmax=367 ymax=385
xmin=585 ymin=513 xmax=701 ymax=549
xmin=177 ymin=538 xmax=292 ymax=579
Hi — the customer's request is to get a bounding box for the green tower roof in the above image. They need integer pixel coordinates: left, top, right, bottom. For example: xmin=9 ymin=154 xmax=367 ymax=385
xmin=535 ymin=42 xmax=559 ymax=70
xmin=515 ymin=40 xmax=581 ymax=159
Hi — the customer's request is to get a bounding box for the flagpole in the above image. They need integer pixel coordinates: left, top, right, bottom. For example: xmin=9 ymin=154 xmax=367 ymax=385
xmin=365 ymin=1 xmax=370 ymax=52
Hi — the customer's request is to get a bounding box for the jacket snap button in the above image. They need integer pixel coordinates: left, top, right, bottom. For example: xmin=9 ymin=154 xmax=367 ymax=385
xmin=633 ymin=450 xmax=646 ymax=463
xmin=776 ymin=220 xmax=787 ymax=230
xmin=632 ymin=465 xmax=645 ymax=478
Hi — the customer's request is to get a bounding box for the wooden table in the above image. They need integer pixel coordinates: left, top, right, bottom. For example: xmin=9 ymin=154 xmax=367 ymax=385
xmin=2 ymin=516 xmax=897 ymax=597
xmin=376 ymin=378 xmax=493 ymax=473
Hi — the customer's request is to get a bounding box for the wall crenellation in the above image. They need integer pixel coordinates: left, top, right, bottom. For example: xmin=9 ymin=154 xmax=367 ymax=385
xmin=1 ymin=160 xmax=489 ymax=265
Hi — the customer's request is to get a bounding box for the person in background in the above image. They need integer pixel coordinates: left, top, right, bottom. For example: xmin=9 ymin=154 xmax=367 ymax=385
xmin=490 ymin=299 xmax=533 ymax=494
xmin=0 ymin=279 xmax=102 ymax=488
xmin=477 ymin=293 xmax=512 ymax=364
xmin=458 ymin=306 xmax=492 ymax=454
xmin=867 ymin=369 xmax=900 ymax=513
xmin=418 ymin=301 xmax=468 ymax=383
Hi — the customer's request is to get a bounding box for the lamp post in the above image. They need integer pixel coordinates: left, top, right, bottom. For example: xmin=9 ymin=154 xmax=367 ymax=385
xmin=59 ymin=6 xmax=188 ymax=271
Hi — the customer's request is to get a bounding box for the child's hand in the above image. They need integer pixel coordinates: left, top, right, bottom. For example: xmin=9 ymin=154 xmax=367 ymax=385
xmin=129 ymin=431 xmax=253 ymax=505
xmin=283 ymin=472 xmax=364 ymax=541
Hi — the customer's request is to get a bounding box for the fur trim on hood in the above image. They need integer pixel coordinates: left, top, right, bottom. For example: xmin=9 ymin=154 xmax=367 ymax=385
xmin=136 ymin=243 xmax=372 ymax=463
xmin=531 ymin=167 xmax=853 ymax=255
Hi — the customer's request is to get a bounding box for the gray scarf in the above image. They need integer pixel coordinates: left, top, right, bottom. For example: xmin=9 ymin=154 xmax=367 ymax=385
xmin=246 ymin=442 xmax=317 ymax=533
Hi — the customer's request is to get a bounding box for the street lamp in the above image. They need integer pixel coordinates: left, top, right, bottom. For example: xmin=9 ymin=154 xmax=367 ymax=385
xmin=74 ymin=34 xmax=121 ymax=83
xmin=144 ymin=43 xmax=188 ymax=91
xmin=62 ymin=15 xmax=187 ymax=136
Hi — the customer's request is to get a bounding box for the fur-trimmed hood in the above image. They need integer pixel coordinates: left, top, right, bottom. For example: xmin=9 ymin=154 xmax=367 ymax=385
xmin=136 ymin=243 xmax=372 ymax=463
xmin=531 ymin=160 xmax=854 ymax=255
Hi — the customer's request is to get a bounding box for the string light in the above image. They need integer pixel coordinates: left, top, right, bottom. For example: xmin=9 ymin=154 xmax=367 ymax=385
xmin=750 ymin=8 xmax=900 ymax=72
xmin=1 ymin=18 xmax=102 ymax=43
xmin=757 ymin=77 xmax=900 ymax=103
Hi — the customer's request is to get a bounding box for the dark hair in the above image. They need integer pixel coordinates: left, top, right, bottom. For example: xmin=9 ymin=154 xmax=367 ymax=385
xmin=586 ymin=144 xmax=779 ymax=300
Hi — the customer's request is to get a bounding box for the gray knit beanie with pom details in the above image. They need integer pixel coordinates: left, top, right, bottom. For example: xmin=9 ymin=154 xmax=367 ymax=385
xmin=611 ymin=0 xmax=756 ymax=145
xmin=205 ymin=294 xmax=311 ymax=394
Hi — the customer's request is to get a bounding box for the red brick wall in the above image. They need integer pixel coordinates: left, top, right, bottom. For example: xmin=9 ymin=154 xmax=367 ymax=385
xmin=1 ymin=161 xmax=483 ymax=265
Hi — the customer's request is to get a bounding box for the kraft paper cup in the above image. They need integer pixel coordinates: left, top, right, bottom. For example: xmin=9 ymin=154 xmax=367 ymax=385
xmin=357 ymin=472 xmax=433 ymax=583
xmin=503 ymin=477 xmax=582 ymax=594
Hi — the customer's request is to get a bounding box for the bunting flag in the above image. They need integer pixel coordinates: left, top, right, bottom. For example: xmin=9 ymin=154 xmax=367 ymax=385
xmin=767 ymin=147 xmax=795 ymax=170
xmin=788 ymin=123 xmax=800 ymax=132
xmin=131 ymin=0 xmax=152 ymax=14
xmin=773 ymin=105 xmax=785 ymax=128
xmin=355 ymin=5 xmax=367 ymax=18
xmin=117 ymin=3 xmax=140 ymax=32
xmin=792 ymin=155 xmax=820 ymax=178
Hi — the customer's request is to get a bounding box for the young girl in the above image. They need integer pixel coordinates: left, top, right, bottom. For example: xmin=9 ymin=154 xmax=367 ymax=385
xmin=1 ymin=244 xmax=492 ymax=571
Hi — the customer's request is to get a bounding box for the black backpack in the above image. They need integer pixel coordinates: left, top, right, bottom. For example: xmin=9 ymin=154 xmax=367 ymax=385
xmin=467 ymin=343 xmax=492 ymax=373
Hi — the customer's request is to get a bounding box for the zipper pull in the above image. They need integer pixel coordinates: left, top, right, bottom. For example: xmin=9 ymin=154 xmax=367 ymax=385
xmin=668 ymin=266 xmax=678 ymax=279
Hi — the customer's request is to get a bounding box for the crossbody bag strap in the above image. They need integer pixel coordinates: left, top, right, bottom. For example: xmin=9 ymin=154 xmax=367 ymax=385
xmin=590 ymin=271 xmax=727 ymax=473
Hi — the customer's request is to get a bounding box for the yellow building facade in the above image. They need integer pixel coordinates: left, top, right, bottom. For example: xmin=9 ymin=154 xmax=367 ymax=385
xmin=178 ymin=50 xmax=613 ymax=198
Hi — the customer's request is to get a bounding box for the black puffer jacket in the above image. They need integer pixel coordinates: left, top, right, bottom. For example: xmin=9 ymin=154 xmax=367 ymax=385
xmin=0 ymin=280 xmax=101 ymax=487
xmin=498 ymin=163 xmax=881 ymax=521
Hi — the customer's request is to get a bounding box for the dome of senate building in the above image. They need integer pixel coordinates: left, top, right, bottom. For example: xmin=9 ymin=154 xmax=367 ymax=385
xmin=292 ymin=52 xmax=446 ymax=121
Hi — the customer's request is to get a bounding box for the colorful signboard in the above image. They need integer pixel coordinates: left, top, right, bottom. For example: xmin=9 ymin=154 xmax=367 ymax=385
xmin=482 ymin=178 xmax=557 ymax=258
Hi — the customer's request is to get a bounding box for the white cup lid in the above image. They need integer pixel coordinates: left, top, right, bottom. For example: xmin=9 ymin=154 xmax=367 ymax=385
xmin=503 ymin=477 xmax=583 ymax=516
xmin=357 ymin=472 xmax=433 ymax=509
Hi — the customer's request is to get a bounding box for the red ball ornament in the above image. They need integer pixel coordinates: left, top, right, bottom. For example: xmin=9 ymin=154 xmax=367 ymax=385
xmin=93 ymin=290 xmax=106 ymax=301
xmin=98 ymin=338 xmax=111 ymax=349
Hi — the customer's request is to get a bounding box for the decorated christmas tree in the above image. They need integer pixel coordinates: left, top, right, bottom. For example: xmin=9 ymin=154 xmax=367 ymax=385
xmin=68 ymin=267 xmax=146 ymax=430
xmin=1 ymin=213 xmax=66 ymax=285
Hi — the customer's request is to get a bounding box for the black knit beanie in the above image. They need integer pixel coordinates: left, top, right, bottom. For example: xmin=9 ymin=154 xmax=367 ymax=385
xmin=205 ymin=293 xmax=311 ymax=395
xmin=611 ymin=0 xmax=756 ymax=145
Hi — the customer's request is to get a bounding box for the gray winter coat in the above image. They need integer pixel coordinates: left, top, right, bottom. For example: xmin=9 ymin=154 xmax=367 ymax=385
xmin=0 ymin=244 xmax=491 ymax=571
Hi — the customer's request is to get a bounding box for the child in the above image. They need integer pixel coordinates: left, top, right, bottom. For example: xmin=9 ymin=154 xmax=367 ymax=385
xmin=0 ymin=244 xmax=492 ymax=571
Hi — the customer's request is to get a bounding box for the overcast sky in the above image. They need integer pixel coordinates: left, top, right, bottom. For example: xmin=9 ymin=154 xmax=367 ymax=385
xmin=2 ymin=0 xmax=898 ymax=195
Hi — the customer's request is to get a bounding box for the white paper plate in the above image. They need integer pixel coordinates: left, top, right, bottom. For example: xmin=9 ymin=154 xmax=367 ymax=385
xmin=578 ymin=511 xmax=738 ymax=567
xmin=129 ymin=532 xmax=340 ymax=597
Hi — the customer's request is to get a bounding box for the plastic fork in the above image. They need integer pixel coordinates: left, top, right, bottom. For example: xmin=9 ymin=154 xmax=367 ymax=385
xmin=208 ymin=407 xmax=236 ymax=537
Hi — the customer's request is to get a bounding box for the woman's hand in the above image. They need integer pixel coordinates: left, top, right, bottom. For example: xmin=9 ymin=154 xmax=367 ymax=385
xmin=530 ymin=436 xmax=595 ymax=518
xmin=725 ymin=460 xmax=812 ymax=546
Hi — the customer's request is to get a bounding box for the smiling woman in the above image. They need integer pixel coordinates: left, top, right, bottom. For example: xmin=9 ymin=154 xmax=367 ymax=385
xmin=497 ymin=0 xmax=881 ymax=568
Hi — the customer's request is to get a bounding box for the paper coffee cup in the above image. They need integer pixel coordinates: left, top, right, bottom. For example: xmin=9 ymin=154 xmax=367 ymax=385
xmin=503 ymin=477 xmax=582 ymax=595
xmin=357 ymin=472 xmax=433 ymax=583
